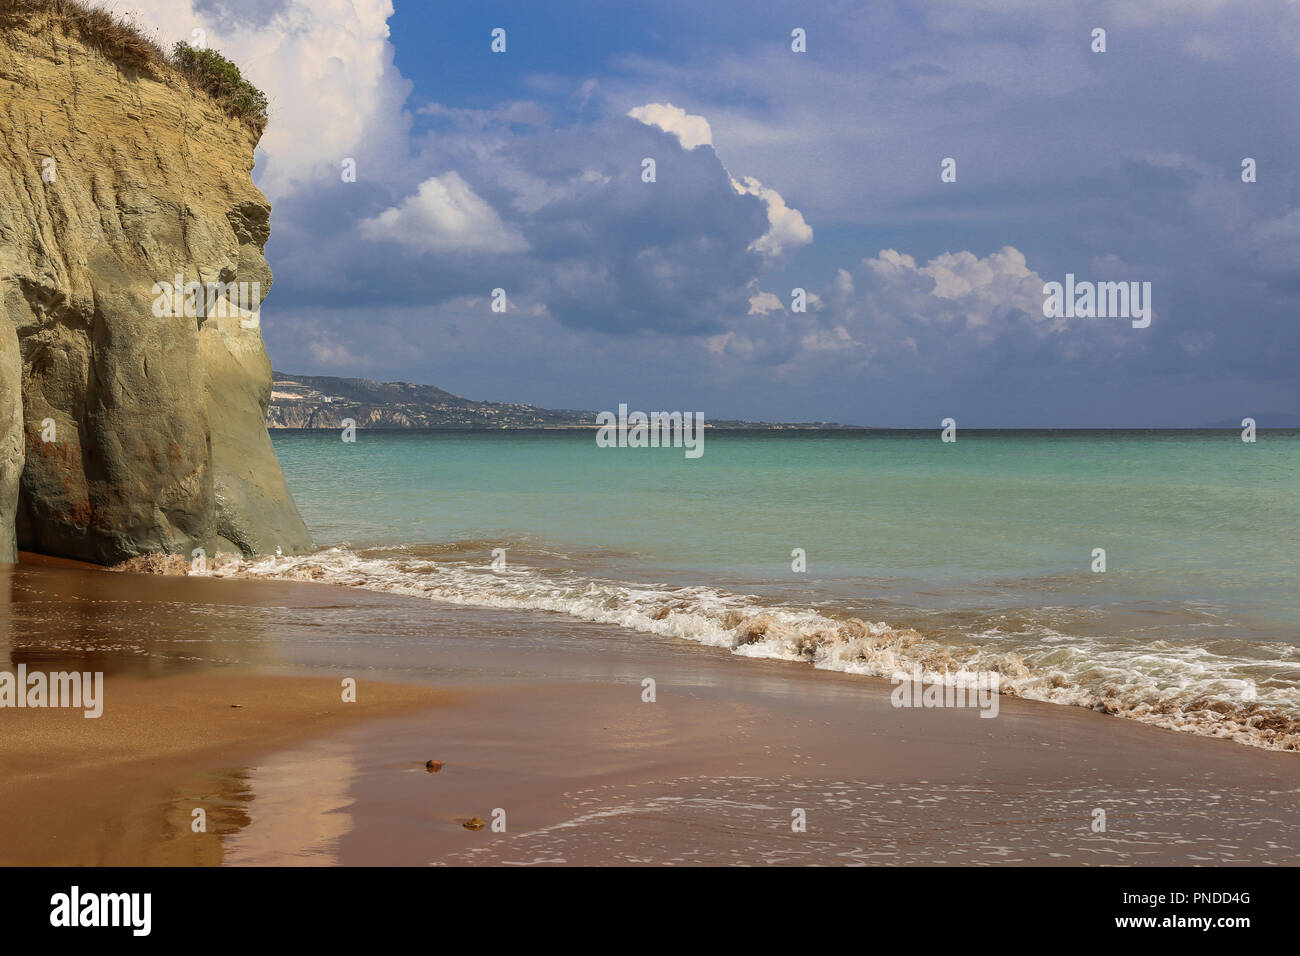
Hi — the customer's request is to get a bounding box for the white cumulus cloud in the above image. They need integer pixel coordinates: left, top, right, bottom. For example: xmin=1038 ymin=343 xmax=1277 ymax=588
xmin=747 ymin=290 xmax=785 ymax=314
xmin=627 ymin=102 xmax=713 ymax=150
xmin=359 ymin=172 xmax=529 ymax=254
xmin=862 ymin=246 xmax=1046 ymax=331
xmin=731 ymin=175 xmax=813 ymax=257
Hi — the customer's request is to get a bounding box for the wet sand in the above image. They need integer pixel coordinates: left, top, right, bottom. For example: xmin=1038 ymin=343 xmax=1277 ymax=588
xmin=0 ymin=670 xmax=447 ymax=865
xmin=1 ymin=557 xmax=1297 ymax=865
xmin=281 ymin=678 xmax=1300 ymax=866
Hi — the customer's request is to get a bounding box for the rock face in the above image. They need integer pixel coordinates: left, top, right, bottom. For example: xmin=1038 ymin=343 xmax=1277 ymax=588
xmin=0 ymin=316 xmax=19 ymax=562
xmin=0 ymin=9 xmax=311 ymax=563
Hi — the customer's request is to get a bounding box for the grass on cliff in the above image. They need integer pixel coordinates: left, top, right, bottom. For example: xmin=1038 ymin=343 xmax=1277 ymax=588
xmin=170 ymin=42 xmax=269 ymax=131
xmin=1 ymin=0 xmax=268 ymax=133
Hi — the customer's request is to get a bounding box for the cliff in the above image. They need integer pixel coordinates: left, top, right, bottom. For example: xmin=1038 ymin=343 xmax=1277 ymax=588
xmin=0 ymin=4 xmax=311 ymax=563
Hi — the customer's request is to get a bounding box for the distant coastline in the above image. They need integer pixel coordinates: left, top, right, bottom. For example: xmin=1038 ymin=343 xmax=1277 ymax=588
xmin=268 ymin=372 xmax=866 ymax=430
xmin=268 ymin=374 xmax=1300 ymax=431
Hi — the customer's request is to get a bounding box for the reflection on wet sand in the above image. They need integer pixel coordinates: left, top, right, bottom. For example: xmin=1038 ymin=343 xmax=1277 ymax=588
xmin=2 ymin=557 xmax=287 ymax=676
xmin=69 ymin=748 xmax=360 ymax=867
xmin=76 ymin=767 xmax=258 ymax=866
xmin=221 ymin=742 xmax=358 ymax=866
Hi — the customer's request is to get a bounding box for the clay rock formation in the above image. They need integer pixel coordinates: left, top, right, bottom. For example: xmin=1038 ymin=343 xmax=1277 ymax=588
xmin=0 ymin=7 xmax=311 ymax=563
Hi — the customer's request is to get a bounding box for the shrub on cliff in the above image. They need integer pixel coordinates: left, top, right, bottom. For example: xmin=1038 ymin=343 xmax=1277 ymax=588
xmin=170 ymin=42 xmax=269 ymax=133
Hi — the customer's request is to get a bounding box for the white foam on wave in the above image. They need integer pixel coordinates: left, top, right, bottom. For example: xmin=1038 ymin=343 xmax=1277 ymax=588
xmin=200 ymin=547 xmax=1300 ymax=752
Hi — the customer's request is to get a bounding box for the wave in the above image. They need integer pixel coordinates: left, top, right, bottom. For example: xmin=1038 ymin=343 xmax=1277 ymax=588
xmin=117 ymin=546 xmax=1300 ymax=752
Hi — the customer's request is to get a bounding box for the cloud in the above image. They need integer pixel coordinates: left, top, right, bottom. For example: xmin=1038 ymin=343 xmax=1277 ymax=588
xmin=627 ymin=103 xmax=713 ymax=150
xmin=573 ymin=78 xmax=599 ymax=112
xmin=869 ymin=246 xmax=1046 ymax=332
xmin=306 ymin=331 xmax=359 ymax=367
xmin=274 ymin=108 xmax=774 ymax=335
xmin=730 ymin=175 xmax=813 ymax=256
xmin=718 ymin=247 xmax=1064 ymax=366
xmin=359 ymin=172 xmax=529 ymax=254
xmin=809 ymin=245 xmax=1109 ymax=371
xmin=418 ymin=100 xmax=552 ymax=129
xmin=111 ymin=0 xmax=1300 ymax=425
xmin=628 ymin=103 xmax=811 ymax=258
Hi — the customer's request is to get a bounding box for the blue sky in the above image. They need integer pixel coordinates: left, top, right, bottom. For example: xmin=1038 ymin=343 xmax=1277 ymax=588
xmin=134 ymin=1 xmax=1300 ymax=425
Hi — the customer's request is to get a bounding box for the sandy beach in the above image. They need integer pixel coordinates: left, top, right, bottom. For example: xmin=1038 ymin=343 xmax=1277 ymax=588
xmin=3 ymin=0 xmax=1297 ymax=909
xmin=2 ymin=556 xmax=1296 ymax=866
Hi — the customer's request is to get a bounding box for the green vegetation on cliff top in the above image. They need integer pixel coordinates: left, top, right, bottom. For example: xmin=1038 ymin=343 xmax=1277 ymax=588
xmin=1 ymin=0 xmax=268 ymax=133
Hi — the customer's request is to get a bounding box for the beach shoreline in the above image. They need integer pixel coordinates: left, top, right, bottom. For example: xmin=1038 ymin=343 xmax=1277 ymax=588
xmin=2 ymin=557 xmax=1296 ymax=865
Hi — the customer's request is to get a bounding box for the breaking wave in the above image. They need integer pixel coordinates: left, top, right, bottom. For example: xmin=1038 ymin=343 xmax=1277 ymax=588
xmin=120 ymin=546 xmax=1300 ymax=752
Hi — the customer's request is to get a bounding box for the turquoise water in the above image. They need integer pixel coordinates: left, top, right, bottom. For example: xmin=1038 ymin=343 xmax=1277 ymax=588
xmin=256 ymin=428 xmax=1300 ymax=748
xmin=270 ymin=429 xmax=1300 ymax=628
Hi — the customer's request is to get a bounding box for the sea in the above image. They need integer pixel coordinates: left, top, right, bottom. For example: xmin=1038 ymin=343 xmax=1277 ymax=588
xmin=224 ymin=428 xmax=1300 ymax=750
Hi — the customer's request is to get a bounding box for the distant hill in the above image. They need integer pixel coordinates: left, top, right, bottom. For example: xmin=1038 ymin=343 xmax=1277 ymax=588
xmin=267 ymin=373 xmax=859 ymax=430
xmin=268 ymin=373 xmax=593 ymax=428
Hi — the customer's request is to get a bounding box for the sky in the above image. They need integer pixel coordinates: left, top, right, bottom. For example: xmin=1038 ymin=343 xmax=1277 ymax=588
xmin=107 ymin=0 xmax=1300 ymax=426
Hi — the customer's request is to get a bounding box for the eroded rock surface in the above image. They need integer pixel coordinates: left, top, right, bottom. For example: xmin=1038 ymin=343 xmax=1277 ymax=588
xmin=0 ymin=9 xmax=311 ymax=563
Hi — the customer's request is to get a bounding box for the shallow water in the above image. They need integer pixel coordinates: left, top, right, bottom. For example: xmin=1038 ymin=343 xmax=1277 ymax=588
xmin=253 ymin=429 xmax=1300 ymax=749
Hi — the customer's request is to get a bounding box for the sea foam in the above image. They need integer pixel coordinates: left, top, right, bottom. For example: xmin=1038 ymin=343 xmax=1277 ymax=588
xmin=173 ymin=546 xmax=1300 ymax=752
